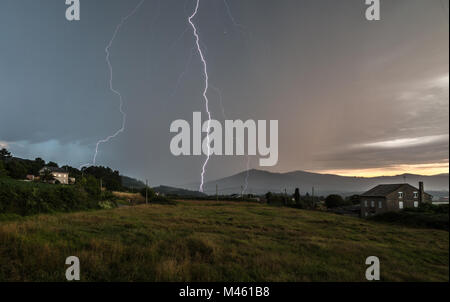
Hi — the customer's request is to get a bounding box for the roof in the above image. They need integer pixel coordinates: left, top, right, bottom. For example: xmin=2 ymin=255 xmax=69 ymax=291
xmin=39 ymin=167 xmax=68 ymax=173
xmin=361 ymin=183 xmax=433 ymax=198
xmin=361 ymin=184 xmax=407 ymax=197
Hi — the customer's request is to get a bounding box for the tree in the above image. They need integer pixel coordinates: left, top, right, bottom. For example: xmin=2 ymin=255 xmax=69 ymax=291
xmin=47 ymin=161 xmax=59 ymax=168
xmin=78 ymin=175 xmax=101 ymax=198
xmin=41 ymin=169 xmax=55 ymax=182
xmin=294 ymin=188 xmax=301 ymax=204
xmin=140 ymin=186 xmax=156 ymax=202
xmin=35 ymin=157 xmax=45 ymax=166
xmin=5 ymin=160 xmax=27 ymax=179
xmin=0 ymin=148 xmax=11 ymax=160
xmin=0 ymin=161 xmax=7 ymax=177
xmin=31 ymin=157 xmax=46 ymax=175
xmin=347 ymin=194 xmax=361 ymax=205
xmin=81 ymin=166 xmax=122 ymax=191
xmin=325 ymin=194 xmax=348 ymax=208
xmin=62 ymin=165 xmax=81 ymax=179
xmin=265 ymin=192 xmax=273 ymax=203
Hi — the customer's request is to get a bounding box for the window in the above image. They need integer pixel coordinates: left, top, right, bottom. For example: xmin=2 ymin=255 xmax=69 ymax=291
xmin=365 ymin=212 xmax=368 ymax=217
xmin=378 ymin=201 xmax=382 ymax=209
xmin=364 ymin=200 xmax=368 ymax=207
xmin=399 ymin=201 xmax=404 ymax=209
xmin=398 ymin=192 xmax=403 ymax=198
xmin=414 ymin=201 xmax=419 ymax=208
xmin=413 ymin=192 xmax=418 ymax=199
xmin=371 ymin=201 xmax=375 ymax=207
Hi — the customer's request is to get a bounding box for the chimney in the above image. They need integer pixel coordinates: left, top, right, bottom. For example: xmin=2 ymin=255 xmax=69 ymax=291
xmin=419 ymin=181 xmax=424 ymax=203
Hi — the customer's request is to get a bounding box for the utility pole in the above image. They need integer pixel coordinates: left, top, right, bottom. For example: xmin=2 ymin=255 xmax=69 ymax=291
xmin=241 ymin=186 xmax=244 ymax=201
xmin=216 ymin=184 xmax=218 ymax=201
xmin=284 ymin=188 xmax=287 ymax=205
xmin=145 ymin=179 xmax=148 ymax=204
xmin=312 ymin=186 xmax=315 ymax=207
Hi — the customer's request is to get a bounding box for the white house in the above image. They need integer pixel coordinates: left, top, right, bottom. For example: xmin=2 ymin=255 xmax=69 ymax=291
xmin=39 ymin=167 xmax=69 ymax=184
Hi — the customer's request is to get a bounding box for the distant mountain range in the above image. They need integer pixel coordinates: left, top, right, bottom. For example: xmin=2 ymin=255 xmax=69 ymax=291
xmin=189 ymin=169 xmax=449 ymax=197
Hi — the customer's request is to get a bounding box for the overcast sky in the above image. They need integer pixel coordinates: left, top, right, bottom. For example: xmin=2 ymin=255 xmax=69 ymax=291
xmin=0 ymin=0 xmax=448 ymax=186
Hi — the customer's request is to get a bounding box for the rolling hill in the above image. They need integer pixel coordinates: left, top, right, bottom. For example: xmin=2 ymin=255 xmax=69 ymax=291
xmin=121 ymin=176 xmax=206 ymax=198
xmin=121 ymin=175 xmax=147 ymax=190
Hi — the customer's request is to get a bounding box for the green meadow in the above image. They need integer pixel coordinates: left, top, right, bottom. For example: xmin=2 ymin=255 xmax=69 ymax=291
xmin=0 ymin=201 xmax=448 ymax=282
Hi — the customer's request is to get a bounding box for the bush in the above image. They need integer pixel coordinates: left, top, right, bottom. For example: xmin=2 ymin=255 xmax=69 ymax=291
xmin=77 ymin=175 xmax=100 ymax=198
xmin=265 ymin=192 xmax=288 ymax=205
xmin=0 ymin=178 xmax=103 ymax=216
xmin=410 ymin=203 xmax=449 ymax=214
xmin=101 ymin=190 xmax=116 ymax=201
xmin=325 ymin=194 xmax=349 ymax=208
xmin=98 ymin=200 xmax=117 ymax=209
xmin=369 ymin=209 xmax=449 ymax=231
xmin=138 ymin=187 xmax=175 ymax=204
xmin=151 ymin=194 xmax=177 ymax=205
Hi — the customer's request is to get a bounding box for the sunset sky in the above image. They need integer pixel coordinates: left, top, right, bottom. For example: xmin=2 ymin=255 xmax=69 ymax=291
xmin=0 ymin=0 xmax=448 ymax=186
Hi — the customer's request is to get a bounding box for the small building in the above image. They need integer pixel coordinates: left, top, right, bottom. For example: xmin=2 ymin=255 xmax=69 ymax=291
xmin=25 ymin=174 xmax=35 ymax=181
xmin=360 ymin=182 xmax=432 ymax=217
xmin=39 ymin=167 xmax=69 ymax=184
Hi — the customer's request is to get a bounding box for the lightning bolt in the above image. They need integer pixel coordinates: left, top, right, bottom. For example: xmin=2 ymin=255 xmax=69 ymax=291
xmin=223 ymin=0 xmax=252 ymax=43
xmin=223 ymin=0 xmax=243 ymax=32
xmin=223 ymin=0 xmax=253 ymax=196
xmin=210 ymin=83 xmax=251 ymax=196
xmin=209 ymin=84 xmax=227 ymax=120
xmin=188 ymin=0 xmax=212 ymax=193
xmin=80 ymin=0 xmax=146 ymax=169
xmin=170 ymin=47 xmax=195 ymax=99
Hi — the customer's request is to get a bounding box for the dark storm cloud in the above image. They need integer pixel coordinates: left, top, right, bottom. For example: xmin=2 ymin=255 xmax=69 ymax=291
xmin=0 ymin=0 xmax=448 ymax=185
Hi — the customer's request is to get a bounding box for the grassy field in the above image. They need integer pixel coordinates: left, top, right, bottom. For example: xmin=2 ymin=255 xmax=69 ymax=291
xmin=0 ymin=200 xmax=448 ymax=282
xmin=112 ymin=191 xmax=145 ymax=205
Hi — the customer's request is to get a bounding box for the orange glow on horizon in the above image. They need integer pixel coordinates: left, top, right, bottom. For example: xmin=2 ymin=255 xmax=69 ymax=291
xmin=316 ymin=163 xmax=449 ymax=178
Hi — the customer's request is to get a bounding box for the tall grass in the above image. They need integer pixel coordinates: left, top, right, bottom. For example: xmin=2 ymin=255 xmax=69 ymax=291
xmin=0 ymin=201 xmax=448 ymax=281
